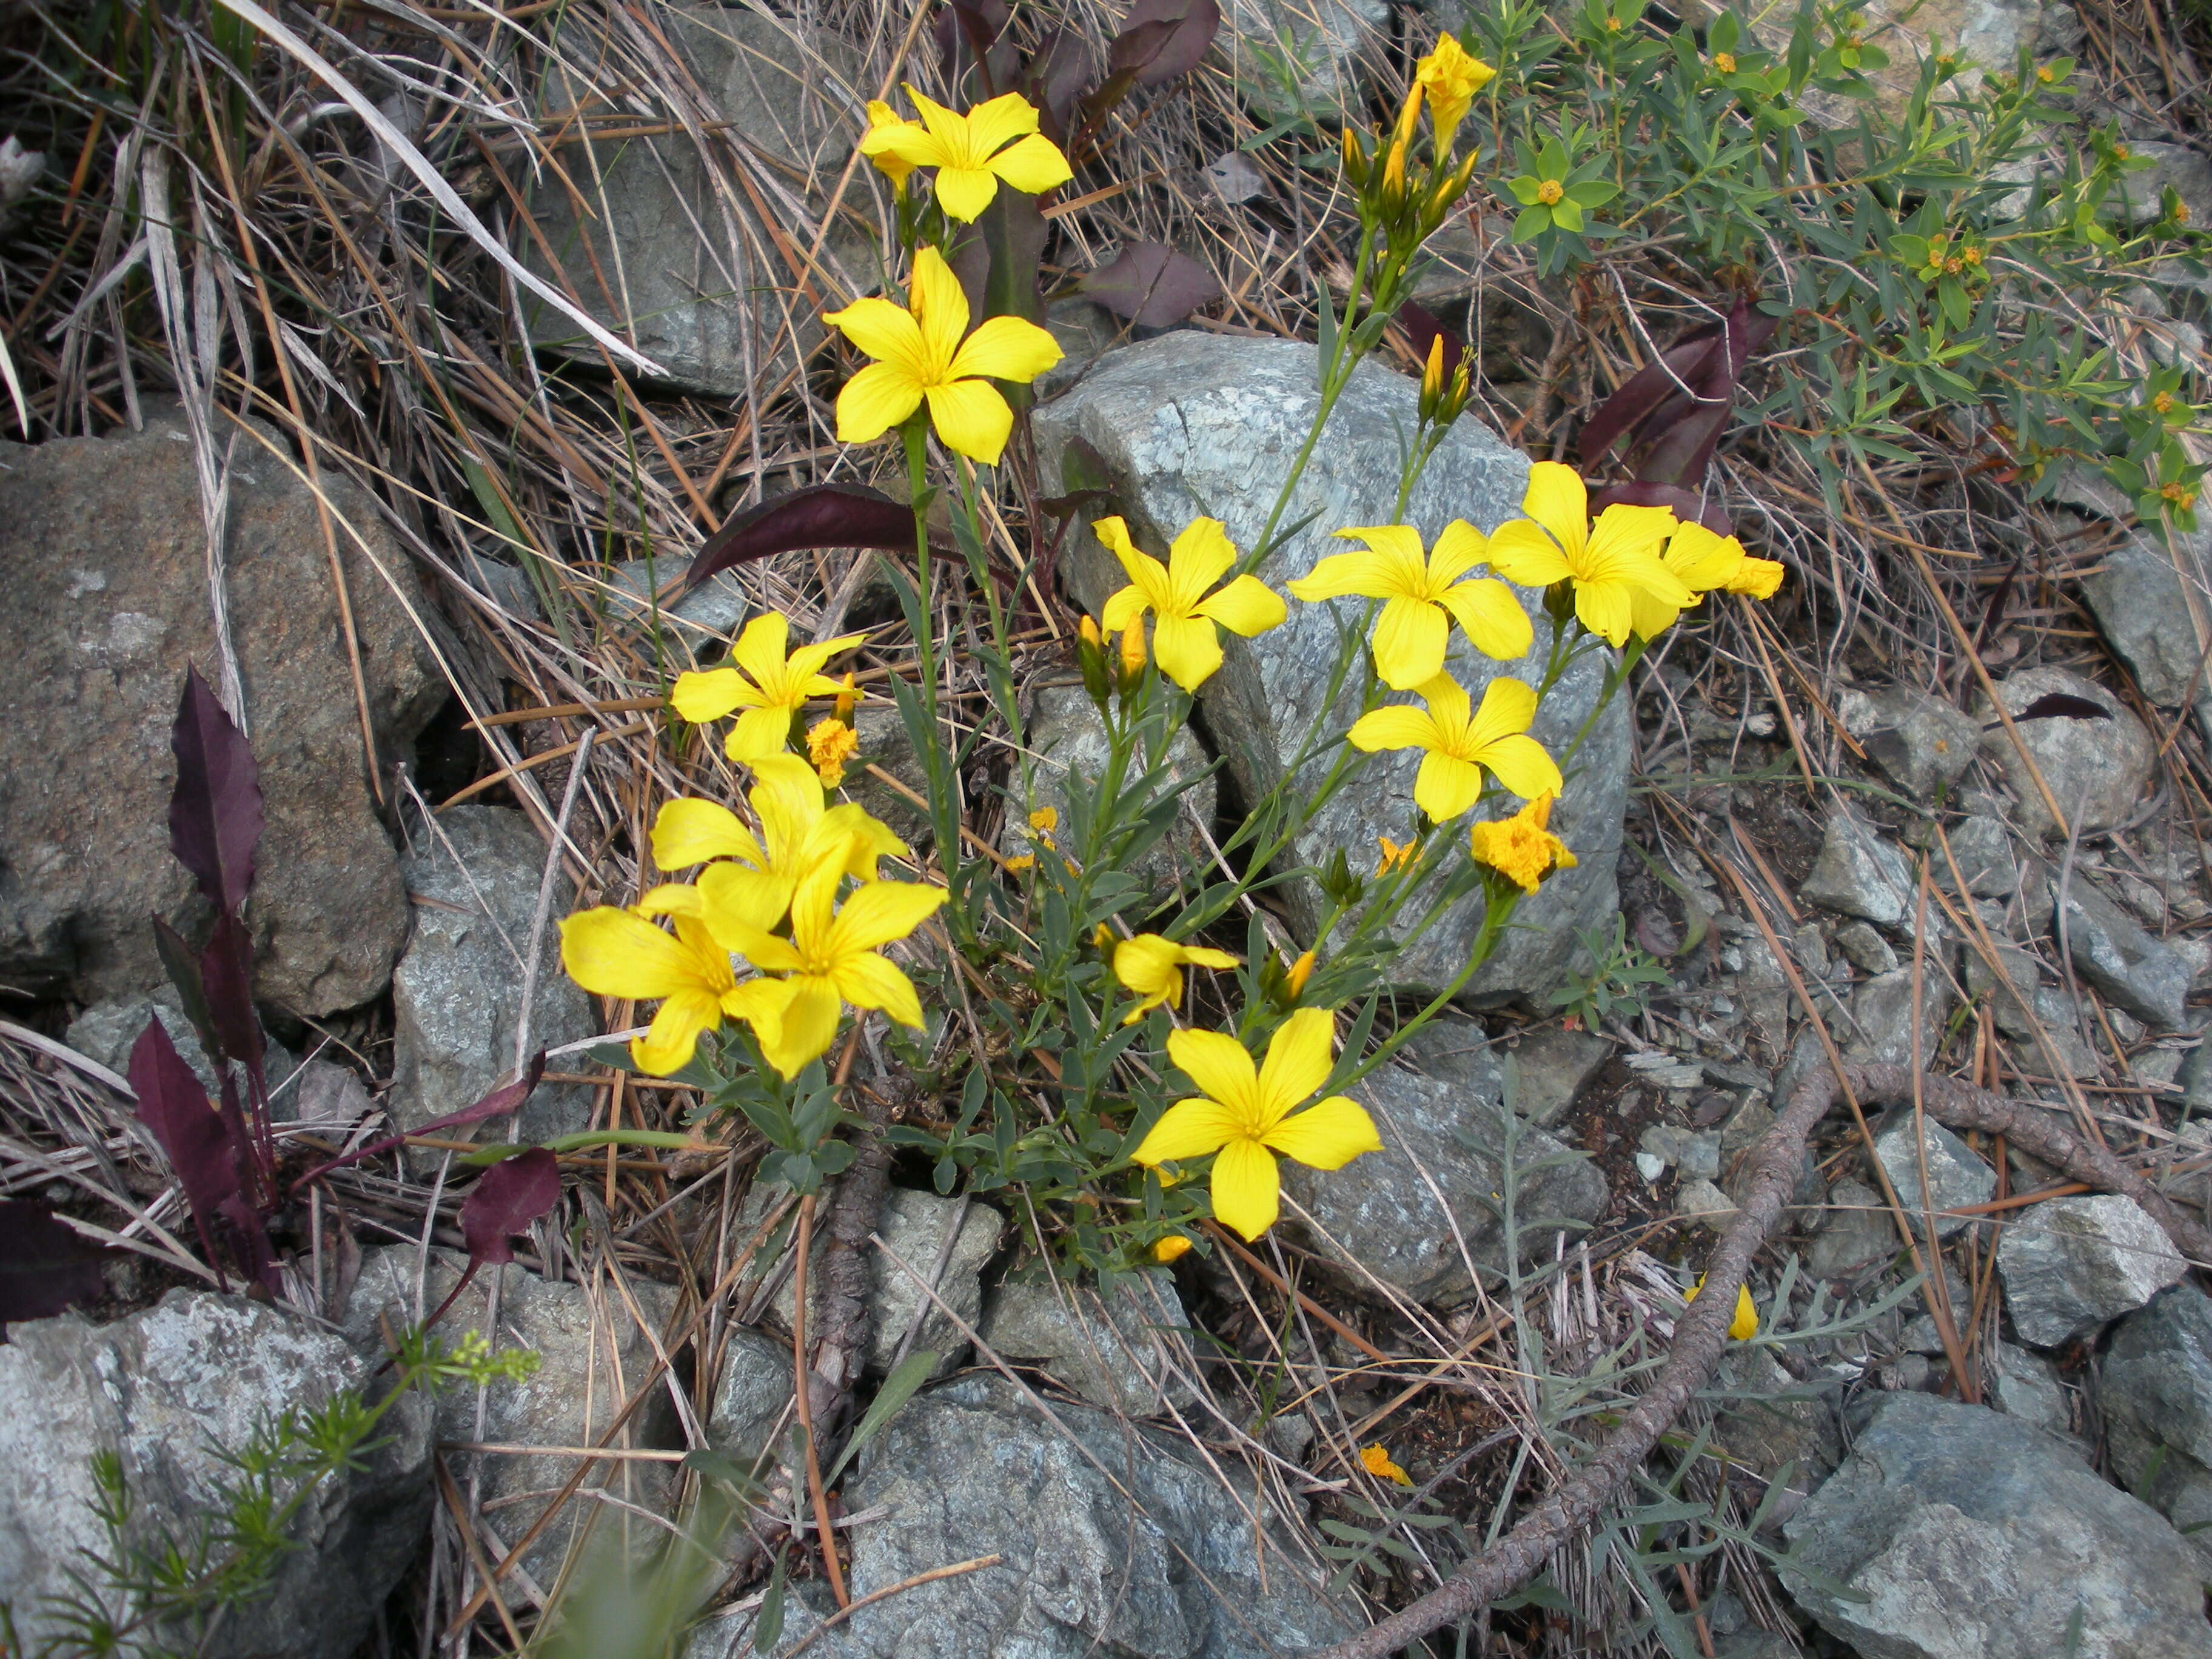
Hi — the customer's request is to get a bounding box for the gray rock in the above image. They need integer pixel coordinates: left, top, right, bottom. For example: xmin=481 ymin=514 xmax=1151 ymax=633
xmin=391 ymin=806 xmax=596 ymax=1146
xmin=1833 ymin=919 xmax=1899 ymax=975
xmin=1945 ymin=814 xmax=2018 ymax=898
xmin=1279 ymin=1049 xmax=1605 ymax=1305
xmin=1714 ymin=1345 xmax=1842 ymax=1479
xmin=2103 ymin=1285 xmax=2212 ymax=1569
xmin=1640 ymin=1122 xmax=1721 ymax=1181
xmin=848 ymin=705 xmax=934 ymax=848
xmin=1496 ymin=1025 xmax=1612 ymax=1125
xmin=1807 ymin=1178 xmax=1895 ymax=1279
xmin=0 ymin=1289 xmax=431 ymax=1657
xmin=1038 ymin=333 xmax=1627 ymax=1001
xmin=980 ymin=1268 xmax=1197 ymax=1417
xmin=1843 ymin=966 xmax=1955 ymax=1068
xmin=1676 ymin=1176 xmax=1738 ymax=1233
xmin=1987 ymin=1341 xmax=2071 ymax=1438
xmin=1997 ymin=1194 xmax=2188 ymax=1346
xmin=2049 ymin=874 xmax=2195 ymax=1031
xmin=0 ymin=407 xmax=443 ymax=1013
xmin=603 ymin=557 xmax=749 ymax=643
xmin=748 ymin=1187 xmax=1003 ymax=1379
xmin=706 ymin=1326 xmax=796 ymax=1471
xmin=1780 ymin=1392 xmax=2212 ymax=1659
xmin=2081 ymin=528 xmax=2212 ymax=709
xmin=2113 ymin=140 xmax=2212 ymax=229
xmin=1872 ymin=1118 xmax=1994 ymax=1239
xmin=66 ymin=988 xmax=300 ymax=1108
xmin=1800 ymin=810 xmax=1917 ymax=930
xmin=524 ymin=7 xmax=872 ymax=397
xmin=1979 ymin=666 xmax=2153 ymax=840
xmin=1006 ymin=684 xmax=1217 ymax=900
xmin=341 ymin=1247 xmax=677 ymax=1592
xmin=1218 ymin=0 xmax=1387 ymax=122
xmin=1839 ymin=685 xmax=1982 ymax=803
xmin=1034 ymin=300 xmax=1128 ymax=401
xmin=689 ymin=1375 xmax=1359 ymax=1658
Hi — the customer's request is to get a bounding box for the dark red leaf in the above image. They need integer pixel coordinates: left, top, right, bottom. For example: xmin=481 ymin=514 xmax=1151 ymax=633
xmin=152 ymin=916 xmax=224 ymax=1067
xmin=0 ymin=1201 xmax=110 ymax=1336
xmin=169 ymin=665 xmax=263 ymax=919
xmin=461 ymin=1147 xmax=561 ymax=1270
xmin=1587 ymin=480 xmax=1731 ymax=536
xmin=1077 ymin=242 xmax=1222 ymax=327
xmin=198 ymin=911 xmax=263 ymax=1079
xmin=934 ymin=0 xmax=1015 ymax=92
xmin=1577 ymin=298 xmax=1775 ymax=490
xmin=1025 ymin=27 xmax=1096 ymax=142
xmin=678 ymin=485 xmax=919 ymax=601
xmin=129 ymin=1017 xmax=241 ymax=1282
xmin=2011 ymin=692 xmax=2112 ymax=723
xmin=1398 ymin=301 xmax=1466 ymax=384
xmin=292 ymin=1053 xmax=546 ymax=1190
xmin=1110 ymin=0 xmax=1219 ymax=85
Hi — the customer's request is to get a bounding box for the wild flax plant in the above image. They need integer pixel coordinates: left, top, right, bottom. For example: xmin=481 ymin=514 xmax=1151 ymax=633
xmin=557 ymin=41 xmax=1786 ymax=1269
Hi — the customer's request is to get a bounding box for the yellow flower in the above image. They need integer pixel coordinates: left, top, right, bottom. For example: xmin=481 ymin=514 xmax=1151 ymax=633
xmin=1284 ymin=950 xmax=1316 ymax=999
xmin=1096 ymin=515 xmax=1287 ymax=691
xmin=1004 ymin=853 xmax=1036 ymax=873
xmin=863 ymin=100 xmax=917 ymax=193
xmin=1484 ymin=462 xmax=1693 ymax=647
xmin=1346 ymin=674 xmax=1563 ymax=822
xmin=1026 ymin=806 xmax=1059 ymax=848
xmin=1468 ymin=793 xmax=1577 ymax=893
xmin=558 ymin=907 xmax=786 ymax=1076
xmin=1287 ymin=521 xmax=1532 ymax=689
xmin=1361 ymin=1444 xmax=1415 ymax=1487
xmin=1686 ymin=1274 xmax=1760 ymax=1341
xmin=1711 ymin=50 xmax=1737 ymax=73
xmin=806 ymin=716 xmax=859 ymax=786
xmin=1375 ymin=834 xmax=1418 ymax=876
xmin=648 ymin=754 xmax=905 ymax=933
xmin=1414 ymin=35 xmax=1495 ymax=147
xmin=858 ymin=88 xmax=1073 ymax=223
xmin=706 ymin=853 xmax=947 ymax=1079
xmin=1131 ymin=1008 xmax=1384 ymax=1241
xmin=1627 ymin=520 xmax=1786 ymax=637
xmin=1153 ymin=1235 xmax=1193 ymax=1264
xmin=1114 ymin=933 xmax=1242 ymax=1024
xmin=822 ymin=245 xmax=1062 ymax=466
xmin=672 ymin=613 xmax=865 ymax=763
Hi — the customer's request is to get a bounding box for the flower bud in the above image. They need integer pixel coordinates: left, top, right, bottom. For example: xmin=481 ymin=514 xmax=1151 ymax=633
xmin=1339 ymin=123 xmax=1371 ymax=189
xmin=1119 ymin=618 xmax=1148 ymax=689
xmin=1077 ymin=615 xmax=1110 ymax=705
xmin=833 ymin=671 xmax=858 ymax=723
xmin=1418 ymin=336 xmax=1447 ymax=424
xmin=1284 ymin=950 xmax=1316 ymax=999
xmin=1153 ymin=1235 xmax=1193 ymax=1264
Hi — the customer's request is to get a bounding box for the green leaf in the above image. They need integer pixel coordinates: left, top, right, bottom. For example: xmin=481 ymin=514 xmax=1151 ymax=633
xmin=826 ymin=1350 xmax=940 ymax=1485
xmin=1510 ymin=204 xmax=1554 ymax=241
xmin=1565 ymin=179 xmax=1618 ymax=207
xmin=1506 ymin=174 xmax=1546 ymax=206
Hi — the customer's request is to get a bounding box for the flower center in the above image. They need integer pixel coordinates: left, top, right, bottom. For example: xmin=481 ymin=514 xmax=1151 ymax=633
xmin=1537 ymin=178 xmax=1564 ymax=206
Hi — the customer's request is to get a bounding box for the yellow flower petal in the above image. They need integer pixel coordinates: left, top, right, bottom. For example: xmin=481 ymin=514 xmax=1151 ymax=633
xmin=824 ymin=876 xmax=947 ymax=956
xmin=1438 ymin=579 xmax=1533 ymax=662
xmin=725 ymin=704 xmax=796 ymax=763
xmin=833 ymin=361 xmax=925 ymax=445
xmin=932 ymin=164 xmax=1000 ymax=222
xmin=987 ymin=130 xmax=1074 ymax=193
xmin=1165 ymin=517 xmax=1239 ymax=611
xmin=631 ymin=989 xmax=723 ymax=1076
xmin=757 ymin=976 xmax=843 ymax=1079
xmin=821 ymin=296 xmax=929 ymax=376
xmin=1360 ymin=1443 xmax=1414 ymax=1487
xmin=1728 ymin=557 xmax=1785 ymax=599
xmin=1114 ymin=933 xmax=1186 ymax=1002
xmin=1195 ymin=575 xmax=1285 ymax=637
xmin=1262 ymin=1096 xmax=1382 ymax=1170
xmin=560 ymin=907 xmax=702 ymax=1001
xmin=1415 ymin=751 xmax=1484 ymax=820
xmin=1483 ymin=520 xmax=1573 ymax=588
xmin=923 ymin=378 xmax=1017 ymax=465
xmin=1520 ymin=461 xmax=1590 ymax=557
xmin=832 ymin=950 xmax=925 ymax=1028
xmin=1132 ymin=1098 xmax=1241 ymax=1165
xmin=1166 ymin=1028 xmax=1262 ymax=1121
xmin=1346 ymin=705 xmax=1440 ymax=754
xmin=1208 ymin=1138 xmax=1281 ymax=1241
xmin=1152 ymin=612 xmax=1224 ymax=691
xmin=1255 ymin=1007 xmax=1337 ymax=1125
xmin=671 ymin=667 xmax=746 ymax=724
xmin=947 ymin=314 xmax=1064 ymax=386
xmin=651 ymin=798 xmax=763 ymax=871
xmin=1372 ymin=593 xmax=1450 ymax=689
xmin=1475 ymin=734 xmax=1564 ymax=802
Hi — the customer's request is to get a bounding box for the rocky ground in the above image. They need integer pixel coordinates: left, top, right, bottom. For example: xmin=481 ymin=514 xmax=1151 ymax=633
xmin=4 ymin=0 xmax=2212 ymax=1655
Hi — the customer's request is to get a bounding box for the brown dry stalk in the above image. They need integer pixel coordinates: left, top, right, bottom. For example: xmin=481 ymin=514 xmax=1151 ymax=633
xmin=1300 ymin=1061 xmax=2207 ymax=1659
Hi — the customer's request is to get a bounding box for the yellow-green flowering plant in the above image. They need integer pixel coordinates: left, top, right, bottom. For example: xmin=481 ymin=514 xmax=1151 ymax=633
xmin=551 ymin=64 xmax=1785 ymax=1255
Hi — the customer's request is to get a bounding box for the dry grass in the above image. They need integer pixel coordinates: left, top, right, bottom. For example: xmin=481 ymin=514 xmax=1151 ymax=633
xmin=5 ymin=0 xmax=2212 ymax=1653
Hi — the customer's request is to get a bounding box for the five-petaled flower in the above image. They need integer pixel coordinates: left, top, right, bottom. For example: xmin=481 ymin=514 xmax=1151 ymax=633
xmin=1131 ymin=1008 xmax=1384 ymax=1241
xmin=1114 ymin=933 xmax=1242 ymax=1024
xmin=859 ymin=89 xmax=1073 ymax=223
xmin=822 ymin=245 xmax=1061 ymax=466
xmin=1413 ymin=35 xmax=1496 ymax=149
xmin=1347 ymin=673 xmax=1563 ymax=822
xmin=672 ymin=613 xmax=865 ymax=762
xmin=558 ymin=907 xmax=787 ymax=1076
xmin=1485 ymin=463 xmax=1694 ymax=647
xmin=1629 ymin=520 xmax=1786 ymax=637
xmin=643 ymin=754 xmax=904 ymax=934
xmin=1096 ymin=515 xmax=1287 ymax=691
xmin=708 ymin=854 xmax=948 ymax=1079
xmin=1467 ymin=793 xmax=1577 ymax=893
xmin=1289 ymin=521 xmax=1532 ymax=689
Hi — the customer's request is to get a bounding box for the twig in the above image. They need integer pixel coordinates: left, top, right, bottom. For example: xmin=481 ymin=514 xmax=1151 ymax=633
xmin=771 ymin=1553 xmax=1005 ymax=1657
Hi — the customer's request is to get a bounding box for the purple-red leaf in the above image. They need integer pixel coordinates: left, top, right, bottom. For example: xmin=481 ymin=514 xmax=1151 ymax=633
xmin=152 ymin=916 xmax=224 ymax=1068
xmin=1398 ymin=301 xmax=1466 ymax=384
xmin=461 ymin=1147 xmax=561 ymax=1270
xmin=292 ymin=1053 xmax=547 ymax=1190
xmin=0 ymin=1201 xmax=110 ymax=1336
xmin=130 ymin=1017 xmax=241 ymax=1281
xmin=1576 ymin=297 xmax=1775 ymax=491
xmin=1110 ymin=0 xmax=1219 ymax=85
xmin=169 ymin=665 xmax=263 ymax=919
xmin=198 ymin=911 xmax=263 ymax=1079
xmin=1587 ymin=480 xmax=1731 ymax=536
xmin=1025 ymin=27 xmax=1096 ymax=142
xmin=678 ymin=485 xmax=919 ymax=602
xmin=2011 ymin=692 xmax=2112 ymax=723
xmin=1077 ymin=242 xmax=1222 ymax=327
